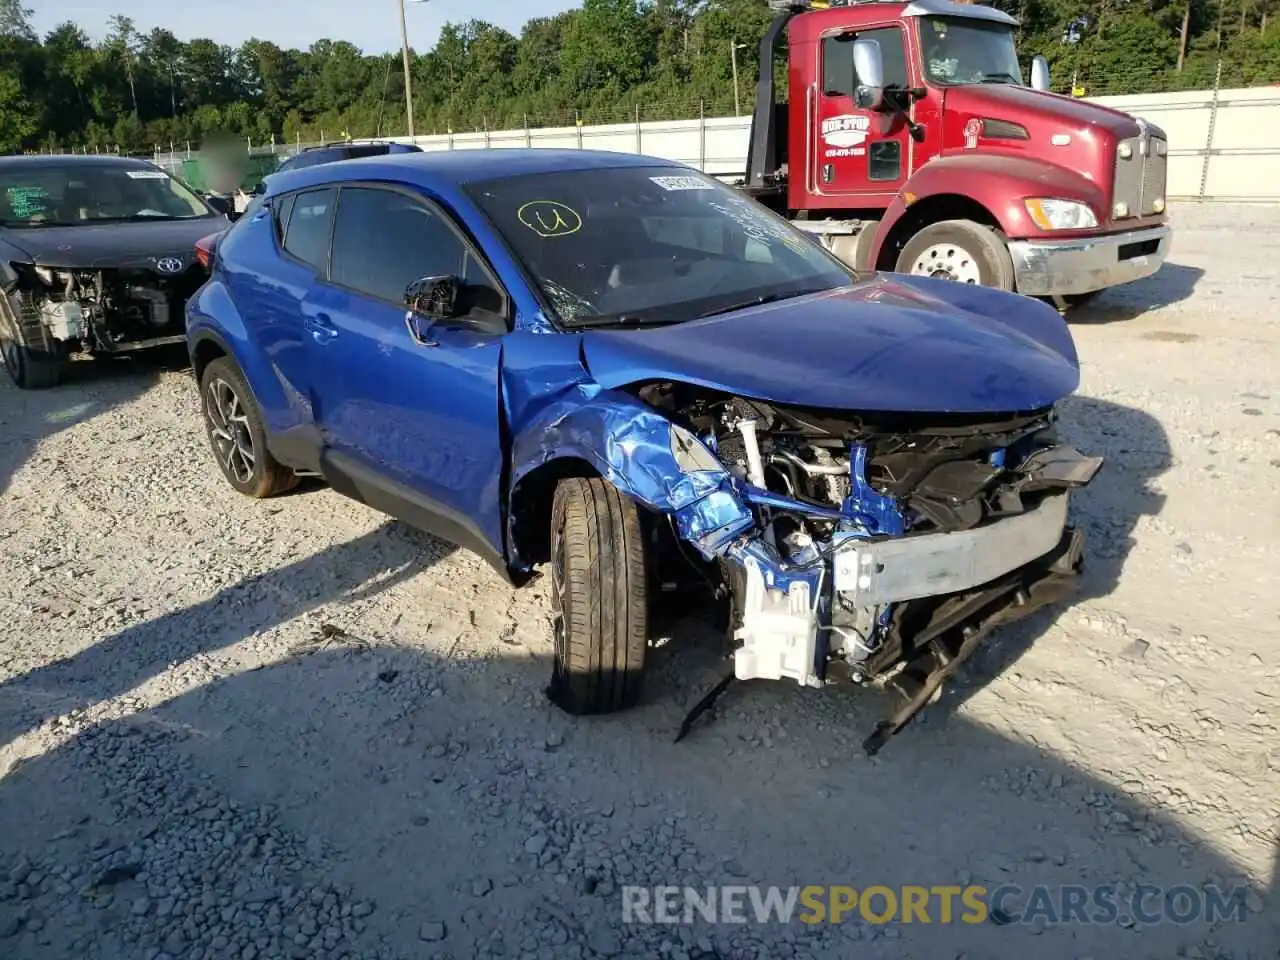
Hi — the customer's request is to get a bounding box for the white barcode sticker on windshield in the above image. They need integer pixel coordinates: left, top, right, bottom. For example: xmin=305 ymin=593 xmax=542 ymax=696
xmin=650 ymin=175 xmax=713 ymax=192
xmin=126 ymin=170 xmax=170 ymax=179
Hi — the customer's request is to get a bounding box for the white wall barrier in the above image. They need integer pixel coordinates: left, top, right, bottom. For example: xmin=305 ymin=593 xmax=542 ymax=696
xmin=380 ymin=86 xmax=1280 ymax=204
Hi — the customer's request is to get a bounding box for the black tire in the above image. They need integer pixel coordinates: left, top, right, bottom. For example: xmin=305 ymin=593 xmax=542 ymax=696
xmin=895 ymin=219 xmax=1016 ymax=291
xmin=0 ymin=298 xmax=66 ymax=390
xmin=199 ymin=356 xmax=298 ymax=498
xmin=1062 ymin=291 xmax=1103 ymax=308
xmin=547 ymin=477 xmax=649 ymax=715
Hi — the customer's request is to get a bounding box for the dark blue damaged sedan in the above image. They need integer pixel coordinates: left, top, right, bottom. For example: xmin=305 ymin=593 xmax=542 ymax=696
xmin=185 ymin=148 xmax=1103 ymax=752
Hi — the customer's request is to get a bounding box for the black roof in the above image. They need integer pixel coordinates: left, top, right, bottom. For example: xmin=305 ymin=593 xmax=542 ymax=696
xmin=0 ymin=154 xmax=159 ymax=170
xmin=301 ymin=140 xmax=398 ymax=153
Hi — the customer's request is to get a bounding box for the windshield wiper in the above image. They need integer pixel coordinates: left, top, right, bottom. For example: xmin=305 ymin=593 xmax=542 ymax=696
xmin=567 ymin=313 xmax=681 ymax=330
xmin=697 ymin=288 xmax=825 ymax=320
xmin=95 ymin=214 xmax=194 ymax=223
xmin=979 ymin=72 xmax=1022 ymax=84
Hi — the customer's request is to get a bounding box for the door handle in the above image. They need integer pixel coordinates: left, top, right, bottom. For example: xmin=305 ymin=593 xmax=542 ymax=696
xmin=305 ymin=312 xmax=338 ymax=344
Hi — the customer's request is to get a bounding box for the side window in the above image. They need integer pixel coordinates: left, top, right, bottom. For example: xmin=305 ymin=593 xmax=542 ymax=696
xmin=271 ymin=193 xmax=295 ymax=245
xmin=328 ymin=186 xmax=504 ymax=316
xmin=822 ymin=26 xmax=909 ymax=96
xmin=281 ymin=187 xmax=335 ymax=269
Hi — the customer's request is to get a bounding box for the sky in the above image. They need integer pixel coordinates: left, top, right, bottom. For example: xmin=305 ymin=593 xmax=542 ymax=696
xmin=30 ymin=0 xmax=581 ymax=53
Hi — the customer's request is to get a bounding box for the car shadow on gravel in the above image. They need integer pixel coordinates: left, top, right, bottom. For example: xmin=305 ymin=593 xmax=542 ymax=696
xmin=1065 ymin=262 xmax=1205 ymax=324
xmin=0 ymin=620 xmax=1273 ymax=959
xmin=5 ymin=397 xmax=1274 ymax=959
xmin=0 ymin=354 xmax=171 ymax=496
xmin=0 ymin=521 xmax=452 ymax=749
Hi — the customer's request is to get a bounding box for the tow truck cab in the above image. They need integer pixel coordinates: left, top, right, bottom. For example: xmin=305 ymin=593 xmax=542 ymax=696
xmin=743 ymin=0 xmax=1171 ymax=304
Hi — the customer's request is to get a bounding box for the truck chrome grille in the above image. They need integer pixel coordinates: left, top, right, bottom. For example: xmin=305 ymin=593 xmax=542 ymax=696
xmin=1140 ymin=138 xmax=1168 ymax=215
xmin=1112 ymin=122 xmax=1167 ymax=220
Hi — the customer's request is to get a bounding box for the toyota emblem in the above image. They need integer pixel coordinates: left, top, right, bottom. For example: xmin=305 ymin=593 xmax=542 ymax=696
xmin=156 ymin=257 xmax=184 ymax=274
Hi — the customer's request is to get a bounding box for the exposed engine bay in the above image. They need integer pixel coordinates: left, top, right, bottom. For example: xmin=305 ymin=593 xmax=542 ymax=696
xmin=8 ymin=262 xmax=203 ymax=357
xmin=630 ymin=381 xmax=1104 ymax=751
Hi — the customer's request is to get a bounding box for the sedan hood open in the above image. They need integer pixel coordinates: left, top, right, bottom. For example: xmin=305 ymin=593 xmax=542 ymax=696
xmin=580 ymin=275 xmax=1081 ymax=414
xmin=1 ymin=217 xmax=228 ymax=270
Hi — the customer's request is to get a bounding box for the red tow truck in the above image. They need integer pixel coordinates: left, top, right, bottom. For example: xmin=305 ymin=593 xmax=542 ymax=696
xmin=742 ymin=0 xmax=1171 ymax=306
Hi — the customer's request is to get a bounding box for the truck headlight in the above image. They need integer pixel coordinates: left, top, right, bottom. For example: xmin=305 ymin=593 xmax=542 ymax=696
xmin=1024 ymin=198 xmax=1099 ymax=231
xmin=670 ymin=423 xmax=723 ymax=474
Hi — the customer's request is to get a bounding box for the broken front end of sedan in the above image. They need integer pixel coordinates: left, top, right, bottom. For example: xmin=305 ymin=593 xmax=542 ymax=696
xmin=0 ymin=155 xmax=230 ymax=389
xmin=621 ymin=384 xmax=1102 ymax=752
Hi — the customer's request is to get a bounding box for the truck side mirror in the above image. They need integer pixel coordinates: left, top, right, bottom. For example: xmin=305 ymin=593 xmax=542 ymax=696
xmin=852 ymin=38 xmax=886 ymax=111
xmin=1030 ymin=56 xmax=1051 ymax=92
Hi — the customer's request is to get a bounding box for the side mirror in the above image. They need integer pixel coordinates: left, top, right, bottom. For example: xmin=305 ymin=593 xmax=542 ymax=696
xmin=1030 ymin=56 xmax=1051 ymax=92
xmin=405 ymin=274 xmax=460 ymax=319
xmin=852 ymin=38 xmax=886 ymax=111
xmin=404 ymin=274 xmax=462 ymax=346
xmin=204 ymin=193 xmax=232 ymax=217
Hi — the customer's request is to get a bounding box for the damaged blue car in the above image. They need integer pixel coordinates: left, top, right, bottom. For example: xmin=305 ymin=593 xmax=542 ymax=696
xmin=186 ymin=149 xmax=1103 ymax=752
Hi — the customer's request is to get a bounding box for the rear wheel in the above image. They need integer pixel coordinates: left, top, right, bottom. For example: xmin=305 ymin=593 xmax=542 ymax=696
xmin=896 ymin=219 xmax=1016 ymax=292
xmin=199 ymin=356 xmax=299 ymax=498
xmin=547 ymin=477 xmax=649 ymax=715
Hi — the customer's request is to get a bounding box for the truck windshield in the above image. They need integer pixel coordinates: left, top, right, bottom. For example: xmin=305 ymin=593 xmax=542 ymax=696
xmin=464 ymin=166 xmax=854 ymax=329
xmin=0 ymin=162 xmax=215 ymax=227
xmin=920 ymin=16 xmax=1023 ymax=86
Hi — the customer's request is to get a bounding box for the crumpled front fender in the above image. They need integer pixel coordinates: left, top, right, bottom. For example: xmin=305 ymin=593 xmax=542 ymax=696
xmin=509 ymin=384 xmax=754 ymax=559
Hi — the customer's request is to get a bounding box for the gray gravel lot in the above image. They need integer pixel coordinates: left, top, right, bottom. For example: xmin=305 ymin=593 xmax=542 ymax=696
xmin=2 ymin=201 xmax=1278 ymax=960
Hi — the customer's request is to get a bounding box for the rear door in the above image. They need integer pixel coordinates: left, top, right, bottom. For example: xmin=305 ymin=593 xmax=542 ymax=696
xmin=814 ymin=23 xmax=913 ymax=202
xmin=302 ymin=182 xmax=510 ymax=562
xmin=219 ymin=185 xmax=332 ymax=469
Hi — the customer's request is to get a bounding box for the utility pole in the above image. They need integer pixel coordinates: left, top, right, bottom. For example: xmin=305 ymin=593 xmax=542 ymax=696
xmin=731 ymin=41 xmax=748 ymax=116
xmin=399 ymin=0 xmax=416 ymax=138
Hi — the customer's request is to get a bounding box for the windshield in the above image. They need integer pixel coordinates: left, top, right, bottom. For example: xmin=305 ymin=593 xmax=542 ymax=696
xmin=920 ymin=16 xmax=1023 ymax=86
xmin=463 ymin=166 xmax=854 ymax=327
xmin=0 ymin=163 xmax=213 ymax=227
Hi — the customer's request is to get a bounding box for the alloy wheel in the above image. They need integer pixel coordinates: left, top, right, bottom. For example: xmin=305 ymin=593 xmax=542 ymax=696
xmin=205 ymin=377 xmax=256 ymax=484
xmin=550 ymin=523 xmax=568 ymax=684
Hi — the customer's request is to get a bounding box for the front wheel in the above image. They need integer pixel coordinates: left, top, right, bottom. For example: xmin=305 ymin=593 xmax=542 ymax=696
xmin=1 ymin=338 xmax=65 ymax=390
xmin=547 ymin=477 xmax=649 ymax=715
xmin=1 ymin=298 xmax=66 ymax=390
xmin=895 ymin=219 xmax=1016 ymax=291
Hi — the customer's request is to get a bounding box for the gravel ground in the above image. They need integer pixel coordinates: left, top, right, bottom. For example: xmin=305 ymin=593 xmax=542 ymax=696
xmin=1 ymin=201 xmax=1278 ymax=960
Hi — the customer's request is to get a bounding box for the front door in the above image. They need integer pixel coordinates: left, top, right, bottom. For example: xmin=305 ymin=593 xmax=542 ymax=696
xmin=302 ymin=183 xmax=509 ymax=562
xmin=814 ymin=23 xmax=914 ymax=202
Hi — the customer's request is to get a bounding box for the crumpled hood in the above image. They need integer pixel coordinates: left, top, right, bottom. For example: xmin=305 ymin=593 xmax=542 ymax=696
xmin=581 ymin=274 xmax=1081 ymax=414
xmin=1 ymin=217 xmax=228 ymax=269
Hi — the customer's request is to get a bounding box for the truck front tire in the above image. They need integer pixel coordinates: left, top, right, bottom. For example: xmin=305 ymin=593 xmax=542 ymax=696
xmin=547 ymin=477 xmax=649 ymax=715
xmin=896 ymin=219 xmax=1016 ymax=292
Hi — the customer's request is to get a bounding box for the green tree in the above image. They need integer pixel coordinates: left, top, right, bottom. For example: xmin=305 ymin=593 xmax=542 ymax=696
xmin=2 ymin=0 xmax=1277 ymax=155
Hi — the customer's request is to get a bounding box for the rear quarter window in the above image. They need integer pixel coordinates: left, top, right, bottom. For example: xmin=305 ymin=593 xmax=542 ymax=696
xmin=281 ymin=187 xmax=336 ymax=269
